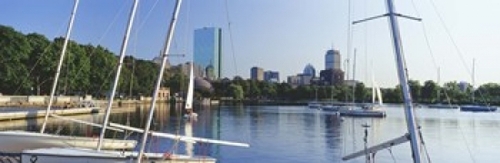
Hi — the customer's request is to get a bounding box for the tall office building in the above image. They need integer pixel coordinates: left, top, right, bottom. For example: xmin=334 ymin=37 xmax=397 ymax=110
xmin=325 ymin=49 xmax=341 ymax=70
xmin=264 ymin=71 xmax=280 ymax=83
xmin=251 ymin=67 xmax=264 ymax=81
xmin=194 ymin=27 xmax=222 ymax=80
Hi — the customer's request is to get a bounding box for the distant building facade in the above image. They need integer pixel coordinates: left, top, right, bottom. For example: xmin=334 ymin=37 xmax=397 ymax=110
xmin=287 ymin=75 xmax=301 ymax=87
xmin=264 ymin=71 xmax=280 ymax=83
xmin=303 ymin=64 xmax=316 ymax=78
xmin=344 ymin=80 xmax=360 ymax=87
xmin=325 ymin=49 xmax=341 ymax=70
xmin=176 ymin=62 xmax=204 ymax=77
xmin=319 ymin=69 xmax=345 ymax=85
xmin=459 ymin=81 xmax=469 ymax=92
xmin=194 ymin=27 xmax=222 ymax=80
xmin=251 ymin=67 xmax=264 ymax=81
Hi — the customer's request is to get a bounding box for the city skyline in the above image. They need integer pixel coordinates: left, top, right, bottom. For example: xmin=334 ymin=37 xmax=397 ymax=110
xmin=1 ymin=0 xmax=499 ymax=87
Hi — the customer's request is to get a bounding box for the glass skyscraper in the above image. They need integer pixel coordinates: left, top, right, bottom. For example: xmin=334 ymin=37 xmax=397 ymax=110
xmin=194 ymin=27 xmax=222 ymax=80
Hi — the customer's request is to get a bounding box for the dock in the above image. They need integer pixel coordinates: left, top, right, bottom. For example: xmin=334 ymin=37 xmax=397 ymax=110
xmin=0 ymin=107 xmax=99 ymax=121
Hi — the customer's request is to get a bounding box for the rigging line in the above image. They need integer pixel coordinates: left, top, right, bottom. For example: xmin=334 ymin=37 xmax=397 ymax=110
xmin=96 ymin=68 xmax=117 ymax=96
xmin=224 ymin=0 xmax=239 ymax=76
xmin=418 ymin=130 xmax=432 ymax=163
xmin=13 ymin=17 xmax=69 ymax=95
xmin=363 ymin=0 xmax=368 ymax=87
xmin=135 ymin=0 xmax=160 ymax=33
xmin=184 ymin=0 xmax=191 ymax=60
xmin=427 ymin=0 xmax=471 ymax=76
xmin=425 ymin=3 xmax=480 ymax=162
xmin=387 ymin=147 xmax=397 ymax=163
xmin=72 ymin=1 xmax=129 ymax=83
xmin=409 ymin=0 xmax=453 ymax=106
xmin=457 ymin=119 xmax=476 ymax=163
xmin=13 ymin=42 xmax=51 ymax=95
xmin=409 ymin=0 xmax=438 ymax=70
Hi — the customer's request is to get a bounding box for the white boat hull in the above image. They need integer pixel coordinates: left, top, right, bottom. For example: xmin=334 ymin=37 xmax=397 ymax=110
xmin=20 ymin=147 xmax=216 ymax=163
xmin=0 ymin=131 xmax=137 ymax=152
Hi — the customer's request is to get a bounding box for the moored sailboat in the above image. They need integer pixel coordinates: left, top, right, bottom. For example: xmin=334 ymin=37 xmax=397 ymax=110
xmin=460 ymin=59 xmax=497 ymax=112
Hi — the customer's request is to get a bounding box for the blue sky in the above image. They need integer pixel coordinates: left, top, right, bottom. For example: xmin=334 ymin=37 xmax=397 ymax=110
xmin=1 ymin=0 xmax=499 ymax=88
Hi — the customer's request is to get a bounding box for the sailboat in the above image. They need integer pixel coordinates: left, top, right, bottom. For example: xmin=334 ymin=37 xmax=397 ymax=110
xmin=18 ymin=0 xmax=249 ymax=162
xmin=0 ymin=0 xmax=136 ymax=153
xmin=321 ymin=86 xmax=337 ymax=111
xmin=183 ymin=64 xmax=198 ymax=120
xmin=362 ymin=76 xmax=384 ymax=110
xmin=343 ymin=0 xmax=426 ymax=162
xmin=337 ymin=52 xmax=386 ymax=117
xmin=460 ymin=59 xmax=497 ymax=112
xmin=308 ymin=87 xmax=322 ymax=109
xmin=426 ymin=68 xmax=460 ymax=109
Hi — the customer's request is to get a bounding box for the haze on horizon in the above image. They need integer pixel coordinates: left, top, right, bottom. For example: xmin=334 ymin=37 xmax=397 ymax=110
xmin=1 ymin=0 xmax=499 ymax=88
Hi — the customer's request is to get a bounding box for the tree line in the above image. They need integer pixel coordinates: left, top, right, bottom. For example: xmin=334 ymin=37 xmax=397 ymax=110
xmin=0 ymin=25 xmax=162 ymax=97
xmin=2 ymin=24 xmax=500 ymax=105
xmin=208 ymin=77 xmax=500 ymax=105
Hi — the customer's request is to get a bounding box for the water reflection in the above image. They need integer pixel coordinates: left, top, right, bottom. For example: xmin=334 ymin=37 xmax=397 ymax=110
xmin=3 ymin=105 xmax=500 ymax=162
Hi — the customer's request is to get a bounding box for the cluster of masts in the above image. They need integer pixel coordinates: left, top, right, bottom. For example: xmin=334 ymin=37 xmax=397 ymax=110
xmin=0 ymin=0 xmax=249 ymax=163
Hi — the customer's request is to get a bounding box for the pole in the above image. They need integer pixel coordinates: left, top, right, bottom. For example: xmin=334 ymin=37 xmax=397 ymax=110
xmin=352 ymin=49 xmax=357 ymax=104
xmin=40 ymin=0 xmax=79 ymax=133
xmin=97 ymin=0 xmax=140 ymax=150
xmin=129 ymin=59 xmax=135 ymax=99
xmin=437 ymin=67 xmax=440 ymax=102
xmin=472 ymin=58 xmax=475 ymax=103
xmin=137 ymin=0 xmax=183 ymax=161
xmin=385 ymin=0 xmax=422 ymax=162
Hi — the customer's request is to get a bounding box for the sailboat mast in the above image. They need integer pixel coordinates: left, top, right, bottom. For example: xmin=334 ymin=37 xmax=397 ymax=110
xmin=437 ymin=67 xmax=440 ymax=102
xmin=40 ymin=0 xmax=80 ymax=133
xmin=472 ymin=58 xmax=475 ymax=103
xmin=96 ymin=0 xmax=140 ymax=151
xmin=137 ymin=0 xmax=183 ymax=161
xmin=385 ymin=0 xmax=422 ymax=162
xmin=185 ymin=64 xmax=194 ymax=110
xmin=352 ymin=49 xmax=357 ymax=104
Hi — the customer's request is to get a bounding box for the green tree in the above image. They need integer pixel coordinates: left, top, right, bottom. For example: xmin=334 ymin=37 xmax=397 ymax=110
xmin=229 ymin=84 xmax=244 ymax=100
xmin=421 ymin=80 xmax=439 ymax=103
xmin=25 ymin=33 xmax=51 ymax=95
xmin=0 ymin=25 xmax=32 ymax=94
xmin=355 ymin=83 xmax=368 ymax=102
xmin=408 ymin=80 xmax=422 ymax=102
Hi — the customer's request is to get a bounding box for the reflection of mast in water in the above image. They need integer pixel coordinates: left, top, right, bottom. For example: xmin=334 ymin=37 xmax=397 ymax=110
xmin=185 ymin=120 xmax=194 ymax=156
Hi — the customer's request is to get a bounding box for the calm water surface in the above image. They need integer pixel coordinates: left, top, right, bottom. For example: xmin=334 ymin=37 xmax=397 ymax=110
xmin=2 ymin=104 xmax=500 ymax=163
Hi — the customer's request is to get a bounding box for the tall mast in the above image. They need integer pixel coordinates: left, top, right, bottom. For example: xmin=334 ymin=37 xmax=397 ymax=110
xmin=137 ymin=0 xmax=183 ymax=161
xmin=437 ymin=67 xmax=440 ymax=102
xmin=96 ymin=0 xmax=140 ymax=150
xmin=385 ymin=0 xmax=422 ymax=162
xmin=40 ymin=0 xmax=80 ymax=133
xmin=472 ymin=58 xmax=475 ymax=103
xmin=352 ymin=49 xmax=357 ymax=104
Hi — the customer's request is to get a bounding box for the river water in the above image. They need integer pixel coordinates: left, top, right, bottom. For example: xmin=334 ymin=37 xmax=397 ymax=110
xmin=2 ymin=104 xmax=500 ymax=163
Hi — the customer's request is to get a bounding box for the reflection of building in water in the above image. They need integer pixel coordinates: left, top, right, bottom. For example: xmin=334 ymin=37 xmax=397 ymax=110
xmin=194 ymin=27 xmax=222 ymax=80
xmin=324 ymin=114 xmax=343 ymax=152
